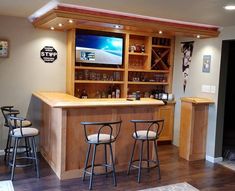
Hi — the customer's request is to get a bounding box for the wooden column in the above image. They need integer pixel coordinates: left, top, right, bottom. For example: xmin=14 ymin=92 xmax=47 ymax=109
xmin=179 ymin=97 xmax=214 ymax=161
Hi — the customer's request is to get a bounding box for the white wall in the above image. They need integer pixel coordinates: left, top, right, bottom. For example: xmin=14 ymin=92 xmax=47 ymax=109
xmin=172 ymin=26 xmax=235 ymax=159
xmin=0 ymin=15 xmax=67 ymax=150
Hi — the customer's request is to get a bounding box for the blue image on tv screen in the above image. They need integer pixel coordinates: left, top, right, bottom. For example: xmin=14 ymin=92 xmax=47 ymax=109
xmin=76 ymin=34 xmax=123 ymax=65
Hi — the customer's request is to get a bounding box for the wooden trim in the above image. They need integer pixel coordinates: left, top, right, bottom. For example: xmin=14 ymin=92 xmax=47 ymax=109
xmin=66 ymin=29 xmax=75 ymax=95
xmin=75 ymin=66 xmax=125 ymax=71
xmin=128 ymin=69 xmax=169 ymax=73
xmin=74 ymin=80 xmax=124 ymax=84
xmin=32 ymin=5 xmax=220 ymax=38
xmin=128 ymin=81 xmax=169 ymax=85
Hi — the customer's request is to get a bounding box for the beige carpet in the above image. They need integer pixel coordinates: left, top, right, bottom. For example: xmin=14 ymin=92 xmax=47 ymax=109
xmin=0 ymin=180 xmax=14 ymax=191
xmin=139 ymin=182 xmax=199 ymax=191
xmin=218 ymin=160 xmax=235 ymax=171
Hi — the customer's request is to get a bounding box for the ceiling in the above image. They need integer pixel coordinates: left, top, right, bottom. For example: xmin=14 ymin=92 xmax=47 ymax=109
xmin=0 ymin=0 xmax=235 ymax=27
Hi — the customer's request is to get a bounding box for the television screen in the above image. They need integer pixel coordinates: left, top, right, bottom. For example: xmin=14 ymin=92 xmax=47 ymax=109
xmin=76 ymin=32 xmax=124 ymax=65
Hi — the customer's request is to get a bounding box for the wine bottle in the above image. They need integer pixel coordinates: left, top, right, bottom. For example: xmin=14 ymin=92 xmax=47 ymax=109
xmin=112 ymin=86 xmax=116 ymax=98
xmin=116 ymin=87 xmax=120 ymax=98
xmin=108 ymin=86 xmax=112 ymax=98
xmin=80 ymin=89 xmax=88 ymax=99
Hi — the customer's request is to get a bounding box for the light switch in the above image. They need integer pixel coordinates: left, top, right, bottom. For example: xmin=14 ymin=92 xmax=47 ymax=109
xmin=210 ymin=85 xmax=216 ymax=93
xmin=201 ymin=85 xmax=211 ymax=93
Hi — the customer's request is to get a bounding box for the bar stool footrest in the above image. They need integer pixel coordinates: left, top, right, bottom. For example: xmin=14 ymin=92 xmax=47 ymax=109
xmin=84 ymin=163 xmax=114 ymax=176
xmin=130 ymin=159 xmax=159 ymax=169
xmin=9 ymin=156 xmax=36 ymax=168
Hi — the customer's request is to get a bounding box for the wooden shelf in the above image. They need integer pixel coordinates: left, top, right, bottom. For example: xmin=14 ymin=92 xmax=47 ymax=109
xmin=128 ymin=69 xmax=169 ymax=73
xmin=75 ymin=80 xmax=124 ymax=84
xmin=152 ymin=45 xmax=171 ymax=48
xmin=128 ymin=52 xmax=148 ymax=56
xmin=128 ymin=81 xmax=168 ymax=85
xmin=75 ymin=66 xmax=125 ymax=71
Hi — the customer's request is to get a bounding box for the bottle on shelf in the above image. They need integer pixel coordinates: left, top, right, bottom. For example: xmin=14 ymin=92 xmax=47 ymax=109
xmin=112 ymin=86 xmax=116 ymax=98
xmin=80 ymin=89 xmax=88 ymax=99
xmin=136 ymin=91 xmax=141 ymax=100
xmin=115 ymin=86 xmax=120 ymax=98
xmin=95 ymin=90 xmax=101 ymax=98
xmin=141 ymin=44 xmax=145 ymax=53
xmin=101 ymin=91 xmax=106 ymax=98
xmin=107 ymin=86 xmax=112 ymax=98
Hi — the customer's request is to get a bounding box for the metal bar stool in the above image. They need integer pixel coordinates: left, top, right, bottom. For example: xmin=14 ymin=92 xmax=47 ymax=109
xmin=1 ymin=106 xmax=32 ymax=162
xmin=7 ymin=115 xmax=40 ymax=180
xmin=127 ymin=119 xmax=164 ymax=183
xmin=81 ymin=120 xmax=122 ymax=190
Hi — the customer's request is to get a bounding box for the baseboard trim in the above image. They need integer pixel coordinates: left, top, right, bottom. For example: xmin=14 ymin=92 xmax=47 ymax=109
xmin=206 ymin=155 xmax=223 ymax=163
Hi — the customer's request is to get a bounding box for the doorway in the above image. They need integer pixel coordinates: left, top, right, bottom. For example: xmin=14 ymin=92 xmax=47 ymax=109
xmin=216 ymin=40 xmax=235 ymax=160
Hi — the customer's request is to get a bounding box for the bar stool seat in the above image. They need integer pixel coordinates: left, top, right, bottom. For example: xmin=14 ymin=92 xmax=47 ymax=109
xmin=81 ymin=120 xmax=122 ymax=190
xmin=133 ymin=130 xmax=157 ymax=140
xmin=10 ymin=128 xmax=39 ymax=137
xmin=127 ymin=119 xmax=164 ymax=183
xmin=87 ymin=134 xmax=115 ymax=144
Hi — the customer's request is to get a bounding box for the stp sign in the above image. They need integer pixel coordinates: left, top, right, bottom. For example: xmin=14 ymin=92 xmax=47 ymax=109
xmin=40 ymin=46 xmax=58 ymax=63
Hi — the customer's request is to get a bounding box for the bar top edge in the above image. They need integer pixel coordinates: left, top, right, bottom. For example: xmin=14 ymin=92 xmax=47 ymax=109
xmin=33 ymin=91 xmax=165 ymax=108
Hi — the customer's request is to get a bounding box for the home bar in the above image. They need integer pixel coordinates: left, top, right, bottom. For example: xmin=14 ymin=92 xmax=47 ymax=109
xmin=4 ymin=1 xmax=235 ymax=190
xmin=31 ymin=4 xmax=216 ymax=181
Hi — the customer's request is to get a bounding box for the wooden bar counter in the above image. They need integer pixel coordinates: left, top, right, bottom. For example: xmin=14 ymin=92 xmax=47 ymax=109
xmin=33 ymin=92 xmax=168 ymax=180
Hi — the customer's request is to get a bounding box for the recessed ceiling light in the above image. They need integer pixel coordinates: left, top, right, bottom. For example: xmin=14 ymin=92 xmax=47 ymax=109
xmin=58 ymin=23 xmax=63 ymax=27
xmin=68 ymin=19 xmax=73 ymax=23
xmin=224 ymin=5 xmax=235 ymax=10
xmin=158 ymin=30 xmax=163 ymax=34
xmin=50 ymin=26 xmax=54 ymax=30
xmin=196 ymin=35 xmax=200 ymax=39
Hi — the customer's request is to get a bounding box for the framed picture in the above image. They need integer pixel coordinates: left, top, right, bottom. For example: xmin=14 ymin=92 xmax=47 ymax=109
xmin=202 ymin=55 xmax=211 ymax=73
xmin=0 ymin=40 xmax=9 ymax=58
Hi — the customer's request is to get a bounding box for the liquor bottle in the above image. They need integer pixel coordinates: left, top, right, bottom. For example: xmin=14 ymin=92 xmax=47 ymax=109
xmin=112 ymin=86 xmax=116 ymax=98
xmin=95 ymin=90 xmax=101 ymax=98
xmin=115 ymin=87 xmax=120 ymax=98
xmin=80 ymin=89 xmax=88 ymax=99
xmin=141 ymin=44 xmax=145 ymax=53
xmin=136 ymin=91 xmax=141 ymax=100
xmin=107 ymin=86 xmax=112 ymax=98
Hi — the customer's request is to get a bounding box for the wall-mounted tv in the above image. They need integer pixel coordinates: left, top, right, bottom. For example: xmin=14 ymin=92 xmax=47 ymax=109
xmin=76 ymin=30 xmax=124 ymax=66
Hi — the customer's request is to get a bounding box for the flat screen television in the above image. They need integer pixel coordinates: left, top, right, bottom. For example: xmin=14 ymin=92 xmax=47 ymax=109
xmin=76 ymin=30 xmax=124 ymax=66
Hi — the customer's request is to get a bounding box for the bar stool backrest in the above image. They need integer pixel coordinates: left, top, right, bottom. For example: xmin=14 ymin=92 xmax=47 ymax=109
xmin=1 ymin=106 xmax=19 ymax=127
xmin=130 ymin=119 xmax=164 ymax=140
xmin=81 ymin=120 xmax=122 ymax=143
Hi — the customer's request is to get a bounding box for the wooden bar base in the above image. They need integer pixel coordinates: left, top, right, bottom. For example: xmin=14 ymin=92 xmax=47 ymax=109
xmin=33 ymin=92 xmax=176 ymax=180
xmin=179 ymin=97 xmax=214 ymax=161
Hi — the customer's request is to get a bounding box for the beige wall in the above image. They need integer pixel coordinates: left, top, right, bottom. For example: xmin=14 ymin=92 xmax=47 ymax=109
xmin=0 ymin=15 xmax=67 ymax=152
xmin=172 ymin=26 xmax=235 ymax=160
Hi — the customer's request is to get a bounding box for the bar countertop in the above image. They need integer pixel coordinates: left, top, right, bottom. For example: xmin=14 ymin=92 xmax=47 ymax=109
xmin=33 ymin=91 xmax=165 ymax=108
xmin=181 ymin=97 xmax=214 ymax=104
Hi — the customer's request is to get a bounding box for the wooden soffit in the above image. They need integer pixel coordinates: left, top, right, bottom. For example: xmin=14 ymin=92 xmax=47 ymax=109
xmin=32 ymin=4 xmax=220 ymax=38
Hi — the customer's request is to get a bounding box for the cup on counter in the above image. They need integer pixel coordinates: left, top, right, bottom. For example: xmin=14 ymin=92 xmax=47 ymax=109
xmin=168 ymin=94 xmax=174 ymax=101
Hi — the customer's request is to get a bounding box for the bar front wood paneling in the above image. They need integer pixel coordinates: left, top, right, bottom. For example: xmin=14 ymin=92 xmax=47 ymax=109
xmin=33 ymin=92 xmax=169 ymax=180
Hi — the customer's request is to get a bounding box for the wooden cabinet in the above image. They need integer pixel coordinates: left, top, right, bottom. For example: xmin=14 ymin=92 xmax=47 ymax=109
xmin=158 ymin=103 xmax=175 ymax=141
xmin=66 ymin=29 xmax=174 ymax=98
xmin=126 ymin=34 xmax=174 ymax=98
